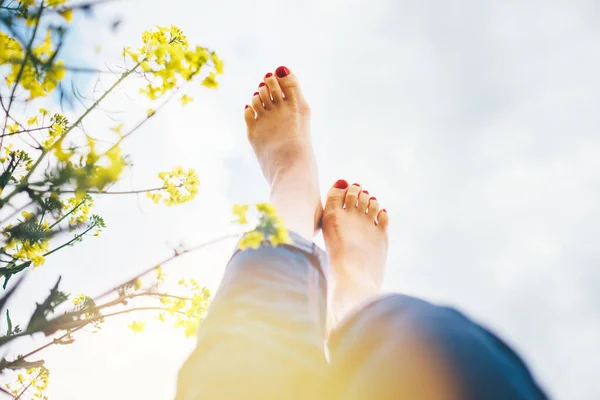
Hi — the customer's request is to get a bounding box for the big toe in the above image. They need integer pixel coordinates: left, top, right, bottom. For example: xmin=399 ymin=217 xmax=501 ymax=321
xmin=325 ymin=179 xmax=349 ymax=210
xmin=275 ymin=66 xmax=307 ymax=108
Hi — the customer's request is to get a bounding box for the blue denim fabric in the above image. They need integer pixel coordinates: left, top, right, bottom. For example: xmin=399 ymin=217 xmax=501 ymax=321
xmin=175 ymin=232 xmax=329 ymax=400
xmin=328 ymin=294 xmax=550 ymax=400
xmin=175 ymin=232 xmax=548 ymax=400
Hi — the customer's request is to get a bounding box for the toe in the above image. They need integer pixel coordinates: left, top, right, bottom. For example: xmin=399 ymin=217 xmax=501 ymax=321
xmin=251 ymin=91 xmax=264 ymax=114
xmin=377 ymin=209 xmax=389 ymax=229
xmin=244 ymin=104 xmax=256 ymax=124
xmin=264 ymin=72 xmax=284 ymax=103
xmin=258 ymin=83 xmax=272 ymax=109
xmin=275 ymin=66 xmax=304 ymax=106
xmin=325 ymin=179 xmax=349 ymax=210
xmin=367 ymin=197 xmax=379 ymax=217
xmin=344 ymin=183 xmax=361 ymax=209
xmin=357 ymin=191 xmax=370 ymax=213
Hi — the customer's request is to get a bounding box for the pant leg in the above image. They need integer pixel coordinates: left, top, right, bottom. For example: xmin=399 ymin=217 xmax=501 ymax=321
xmin=327 ymin=294 xmax=549 ymax=400
xmin=175 ymin=231 xmax=329 ymax=400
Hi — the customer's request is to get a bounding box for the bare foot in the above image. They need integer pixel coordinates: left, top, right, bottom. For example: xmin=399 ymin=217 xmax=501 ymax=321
xmin=321 ymin=179 xmax=390 ymax=322
xmin=244 ymin=66 xmax=321 ymax=239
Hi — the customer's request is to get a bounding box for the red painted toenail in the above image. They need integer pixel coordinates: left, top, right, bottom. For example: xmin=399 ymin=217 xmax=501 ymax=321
xmin=369 ymin=197 xmax=377 ymax=201
xmin=245 ymin=105 xmax=249 ymax=109
xmin=362 ymin=190 xmax=369 ymax=195
xmin=265 ymin=72 xmax=273 ymax=78
xmin=334 ymin=179 xmax=349 ymax=189
xmin=382 ymin=209 xmax=387 ymax=213
xmin=259 ymin=82 xmax=266 ymax=88
xmin=253 ymin=92 xmax=259 ymax=96
xmin=352 ymin=183 xmax=361 ymax=187
xmin=275 ymin=66 xmax=290 ymax=78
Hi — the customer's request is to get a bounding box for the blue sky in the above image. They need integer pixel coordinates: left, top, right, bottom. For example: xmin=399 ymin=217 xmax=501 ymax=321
xmin=4 ymin=0 xmax=600 ymax=399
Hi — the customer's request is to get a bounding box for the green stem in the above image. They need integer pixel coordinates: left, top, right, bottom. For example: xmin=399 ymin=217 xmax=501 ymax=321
xmin=42 ymin=223 xmax=96 ymax=258
xmin=47 ymin=197 xmax=87 ymax=230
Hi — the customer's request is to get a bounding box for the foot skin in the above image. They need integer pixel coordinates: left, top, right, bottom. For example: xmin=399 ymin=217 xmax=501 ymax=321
xmin=244 ymin=66 xmax=322 ymax=239
xmin=322 ymin=180 xmax=390 ymax=323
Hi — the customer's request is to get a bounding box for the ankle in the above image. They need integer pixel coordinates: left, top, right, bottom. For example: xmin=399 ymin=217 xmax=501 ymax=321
xmin=330 ymin=275 xmax=380 ymax=323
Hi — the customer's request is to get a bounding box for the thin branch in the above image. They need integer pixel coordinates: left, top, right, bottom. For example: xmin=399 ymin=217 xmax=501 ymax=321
xmin=94 ymin=233 xmax=237 ymax=301
xmin=60 ymin=186 xmax=166 ymax=195
xmin=0 ymin=126 xmax=52 ymax=139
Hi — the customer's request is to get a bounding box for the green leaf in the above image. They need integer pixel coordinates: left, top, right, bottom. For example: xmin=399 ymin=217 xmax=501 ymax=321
xmin=6 ymin=309 xmax=12 ymax=336
xmin=1 ymin=261 xmax=31 ymax=289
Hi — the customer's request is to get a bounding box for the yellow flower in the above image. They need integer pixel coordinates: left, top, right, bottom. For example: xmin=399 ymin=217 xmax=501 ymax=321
xmin=128 ymin=321 xmax=146 ymax=333
xmin=7 ymin=123 xmax=19 ymax=134
xmin=111 ymin=123 xmax=124 ymax=135
xmin=47 ymin=0 xmax=68 ymax=7
xmin=27 ymin=115 xmax=39 ymax=126
xmin=152 ymin=167 xmax=199 ymax=206
xmin=256 ymin=203 xmax=277 ymax=217
xmin=232 ymin=204 xmax=249 ymax=224
xmin=239 ymin=230 xmax=264 ymax=250
xmin=147 ymin=108 xmax=155 ymax=117
xmin=146 ymin=192 xmax=162 ymax=204
xmin=180 ymin=94 xmax=194 ymax=106
xmin=156 ymin=266 xmax=165 ymax=281
xmin=21 ymin=211 xmax=35 ymax=220
xmin=59 ymin=8 xmax=73 ymax=23
xmin=72 ymin=294 xmax=87 ymax=306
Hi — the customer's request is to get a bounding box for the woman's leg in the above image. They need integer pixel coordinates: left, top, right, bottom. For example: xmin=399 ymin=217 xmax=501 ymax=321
xmin=175 ymin=232 xmax=328 ymax=400
xmin=327 ymin=295 xmax=549 ymax=400
xmin=175 ymin=67 xmax=327 ymax=399
xmin=321 ymin=182 xmax=548 ymax=399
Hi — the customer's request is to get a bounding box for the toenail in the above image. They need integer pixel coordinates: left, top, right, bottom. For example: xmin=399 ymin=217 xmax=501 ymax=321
xmin=253 ymin=92 xmax=259 ymax=96
xmin=245 ymin=105 xmax=249 ymax=109
xmin=334 ymin=179 xmax=349 ymax=189
xmin=362 ymin=190 xmax=369 ymax=195
xmin=382 ymin=209 xmax=387 ymax=213
xmin=265 ymin=72 xmax=273 ymax=78
xmin=275 ymin=66 xmax=290 ymax=78
xmin=352 ymin=183 xmax=361 ymax=187
xmin=259 ymin=82 xmax=266 ymax=88
xmin=369 ymin=197 xmax=377 ymax=201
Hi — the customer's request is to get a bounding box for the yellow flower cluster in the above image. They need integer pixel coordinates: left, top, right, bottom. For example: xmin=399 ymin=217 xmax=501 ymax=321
xmin=158 ymin=278 xmax=211 ymax=338
xmin=0 ymin=144 xmax=33 ymax=173
xmin=43 ymin=112 xmax=69 ymax=149
xmin=122 ymin=25 xmax=223 ymax=100
xmin=6 ymin=366 xmax=49 ymax=399
xmin=146 ymin=167 xmax=199 ymax=206
xmin=236 ymin=203 xmax=292 ymax=250
xmin=1 ymin=30 xmax=66 ymax=99
xmin=62 ymin=194 xmax=93 ymax=226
